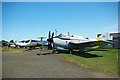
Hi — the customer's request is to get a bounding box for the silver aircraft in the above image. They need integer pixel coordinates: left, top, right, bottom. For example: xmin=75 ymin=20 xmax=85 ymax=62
xmin=47 ymin=31 xmax=111 ymax=54
xmin=15 ymin=39 xmax=48 ymax=48
xmin=15 ymin=39 xmax=41 ymax=48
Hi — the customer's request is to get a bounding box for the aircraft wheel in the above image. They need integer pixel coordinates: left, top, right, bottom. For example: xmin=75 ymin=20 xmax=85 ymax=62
xmin=52 ymin=49 xmax=58 ymax=54
xmin=52 ymin=49 xmax=55 ymax=54
xmin=79 ymin=49 xmax=85 ymax=53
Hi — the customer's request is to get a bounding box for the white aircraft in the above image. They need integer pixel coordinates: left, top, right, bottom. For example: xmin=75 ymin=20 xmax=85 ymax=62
xmin=15 ymin=39 xmax=41 ymax=48
xmin=47 ymin=31 xmax=111 ymax=54
xmin=14 ymin=36 xmax=48 ymax=48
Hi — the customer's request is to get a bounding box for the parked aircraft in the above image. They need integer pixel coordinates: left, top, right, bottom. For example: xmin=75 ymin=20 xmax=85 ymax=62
xmin=47 ymin=31 xmax=111 ymax=54
xmin=15 ymin=39 xmax=38 ymax=48
xmin=15 ymin=39 xmax=48 ymax=48
xmin=7 ymin=40 xmax=17 ymax=48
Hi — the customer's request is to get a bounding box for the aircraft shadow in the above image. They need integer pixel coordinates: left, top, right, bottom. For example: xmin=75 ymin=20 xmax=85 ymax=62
xmin=37 ymin=52 xmax=51 ymax=56
xmin=58 ymin=50 xmax=103 ymax=58
xmin=73 ymin=51 xmax=103 ymax=58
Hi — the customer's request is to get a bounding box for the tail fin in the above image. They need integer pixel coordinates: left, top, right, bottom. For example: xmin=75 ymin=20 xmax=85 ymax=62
xmin=96 ymin=33 xmax=108 ymax=41
xmin=96 ymin=34 xmax=101 ymax=41
xmin=29 ymin=39 xmax=32 ymax=44
xmin=96 ymin=33 xmax=108 ymax=48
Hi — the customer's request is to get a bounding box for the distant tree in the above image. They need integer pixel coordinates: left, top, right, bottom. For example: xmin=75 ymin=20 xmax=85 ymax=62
xmin=1 ymin=40 xmax=8 ymax=46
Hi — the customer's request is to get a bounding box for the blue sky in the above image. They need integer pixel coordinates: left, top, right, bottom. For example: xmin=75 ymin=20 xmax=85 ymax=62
xmin=2 ymin=2 xmax=118 ymax=41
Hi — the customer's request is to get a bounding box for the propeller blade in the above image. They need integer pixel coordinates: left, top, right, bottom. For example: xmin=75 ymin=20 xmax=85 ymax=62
xmin=47 ymin=31 xmax=54 ymax=50
xmin=48 ymin=31 xmax=51 ymax=50
xmin=49 ymin=31 xmax=51 ymax=39
xmin=51 ymin=32 xmax=54 ymax=39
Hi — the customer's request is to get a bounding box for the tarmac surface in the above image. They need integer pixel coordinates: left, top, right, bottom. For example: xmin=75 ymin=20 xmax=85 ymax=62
xmin=2 ymin=49 xmax=116 ymax=78
xmin=0 ymin=51 xmax=2 ymax=79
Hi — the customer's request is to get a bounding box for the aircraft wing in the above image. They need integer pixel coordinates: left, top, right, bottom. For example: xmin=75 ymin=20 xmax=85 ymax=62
xmin=69 ymin=40 xmax=111 ymax=48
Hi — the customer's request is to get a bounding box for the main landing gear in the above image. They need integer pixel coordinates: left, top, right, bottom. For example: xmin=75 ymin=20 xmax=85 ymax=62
xmin=68 ymin=49 xmax=73 ymax=54
xmin=79 ymin=49 xmax=85 ymax=53
xmin=68 ymin=49 xmax=85 ymax=54
xmin=52 ymin=49 xmax=58 ymax=54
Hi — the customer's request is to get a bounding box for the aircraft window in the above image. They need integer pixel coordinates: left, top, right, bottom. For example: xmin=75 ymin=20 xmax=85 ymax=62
xmin=66 ymin=41 xmax=67 ymax=43
xmin=85 ymin=37 xmax=89 ymax=39
xmin=62 ymin=35 xmax=66 ymax=37
xmin=58 ymin=34 xmax=62 ymax=38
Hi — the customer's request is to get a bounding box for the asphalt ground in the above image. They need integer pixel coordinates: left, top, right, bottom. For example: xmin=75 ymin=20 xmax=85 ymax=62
xmin=2 ymin=49 xmax=117 ymax=78
xmin=0 ymin=51 xmax=2 ymax=79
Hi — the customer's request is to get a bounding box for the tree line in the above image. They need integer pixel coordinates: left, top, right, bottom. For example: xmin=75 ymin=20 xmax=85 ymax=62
xmin=0 ymin=40 xmax=14 ymax=47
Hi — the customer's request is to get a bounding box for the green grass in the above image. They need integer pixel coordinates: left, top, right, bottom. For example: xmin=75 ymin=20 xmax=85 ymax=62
xmin=2 ymin=46 xmax=48 ymax=53
xmin=60 ymin=48 xmax=118 ymax=76
xmin=2 ymin=47 xmax=25 ymax=53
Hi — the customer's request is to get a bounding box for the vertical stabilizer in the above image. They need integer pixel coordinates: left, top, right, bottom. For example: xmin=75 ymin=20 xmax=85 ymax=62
xmin=29 ymin=39 xmax=32 ymax=44
xmin=96 ymin=33 xmax=108 ymax=41
xmin=96 ymin=34 xmax=101 ymax=41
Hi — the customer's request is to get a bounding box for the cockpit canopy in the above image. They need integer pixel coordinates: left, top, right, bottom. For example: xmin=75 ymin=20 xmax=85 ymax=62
xmin=57 ymin=33 xmax=89 ymax=40
xmin=57 ymin=34 xmax=71 ymax=38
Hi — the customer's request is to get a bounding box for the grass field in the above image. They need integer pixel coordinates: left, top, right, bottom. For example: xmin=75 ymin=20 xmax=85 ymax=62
xmin=60 ymin=48 xmax=118 ymax=76
xmin=2 ymin=46 xmax=48 ymax=53
xmin=2 ymin=47 xmax=25 ymax=53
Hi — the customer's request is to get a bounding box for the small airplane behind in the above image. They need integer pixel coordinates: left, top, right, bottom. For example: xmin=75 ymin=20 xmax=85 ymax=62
xmin=47 ymin=31 xmax=111 ymax=54
xmin=15 ymin=39 xmax=39 ymax=48
xmin=15 ymin=39 xmax=48 ymax=48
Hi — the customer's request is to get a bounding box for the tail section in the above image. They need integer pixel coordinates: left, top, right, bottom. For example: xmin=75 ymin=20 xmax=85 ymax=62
xmin=96 ymin=33 xmax=108 ymax=48
xmin=29 ymin=39 xmax=32 ymax=44
xmin=96 ymin=33 xmax=108 ymax=41
xmin=96 ymin=35 xmax=101 ymax=41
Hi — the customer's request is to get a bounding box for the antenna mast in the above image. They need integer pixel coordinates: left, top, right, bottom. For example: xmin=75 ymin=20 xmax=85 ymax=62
xmin=55 ymin=29 xmax=57 ymax=36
